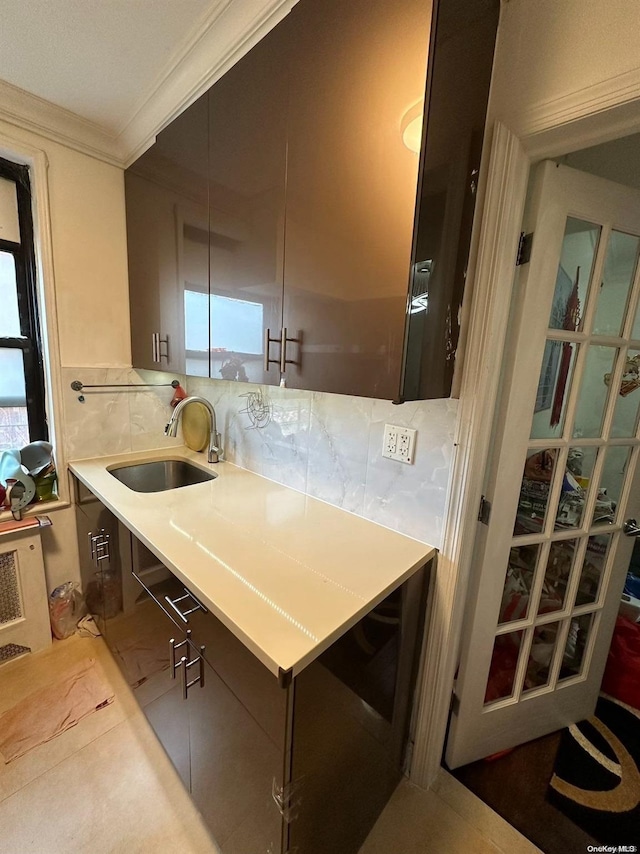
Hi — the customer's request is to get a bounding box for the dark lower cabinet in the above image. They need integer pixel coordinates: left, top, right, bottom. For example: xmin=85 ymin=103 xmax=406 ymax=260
xmin=74 ymin=477 xmax=430 ymax=853
xmin=189 ymin=657 xmax=285 ymax=853
xmin=74 ymin=477 xmax=122 ymax=640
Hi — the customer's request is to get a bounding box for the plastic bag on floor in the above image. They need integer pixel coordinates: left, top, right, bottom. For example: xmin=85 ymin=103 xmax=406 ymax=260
xmin=48 ymin=582 xmax=83 ymax=639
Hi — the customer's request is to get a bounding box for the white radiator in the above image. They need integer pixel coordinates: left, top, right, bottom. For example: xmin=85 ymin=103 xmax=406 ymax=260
xmin=0 ymin=531 xmax=51 ymax=665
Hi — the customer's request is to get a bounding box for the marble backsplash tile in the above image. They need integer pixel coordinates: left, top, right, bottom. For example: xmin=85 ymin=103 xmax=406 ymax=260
xmin=185 ymin=379 xmax=458 ymax=547
xmin=62 ymin=368 xmax=458 ymax=548
xmin=61 ymin=367 xmax=184 ymax=461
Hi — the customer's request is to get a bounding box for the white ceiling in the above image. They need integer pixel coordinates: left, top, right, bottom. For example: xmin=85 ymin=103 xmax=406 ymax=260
xmin=0 ymin=0 xmax=296 ymax=165
xmin=0 ymin=0 xmax=215 ymax=133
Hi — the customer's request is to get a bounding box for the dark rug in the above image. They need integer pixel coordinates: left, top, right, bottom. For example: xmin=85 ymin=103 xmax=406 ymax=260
xmin=453 ymin=732 xmax=597 ymax=853
xmin=548 ymin=695 xmax=640 ymax=846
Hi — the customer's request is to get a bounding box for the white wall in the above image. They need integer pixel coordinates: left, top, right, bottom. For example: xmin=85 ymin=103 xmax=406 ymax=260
xmin=0 ymin=119 xmax=132 ymax=594
xmin=488 ymin=0 xmax=640 ymax=130
xmin=42 ymin=138 xmax=131 ymax=368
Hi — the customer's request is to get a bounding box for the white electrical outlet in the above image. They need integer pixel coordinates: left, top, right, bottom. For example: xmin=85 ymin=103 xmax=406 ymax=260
xmin=382 ymin=425 xmax=416 ymax=464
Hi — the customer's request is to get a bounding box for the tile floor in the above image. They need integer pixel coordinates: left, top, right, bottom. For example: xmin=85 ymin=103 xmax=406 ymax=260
xmin=0 ymin=636 xmax=540 ymax=854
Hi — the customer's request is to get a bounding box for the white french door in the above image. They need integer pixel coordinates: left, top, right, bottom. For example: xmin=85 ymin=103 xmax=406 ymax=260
xmin=446 ymin=161 xmax=640 ymax=769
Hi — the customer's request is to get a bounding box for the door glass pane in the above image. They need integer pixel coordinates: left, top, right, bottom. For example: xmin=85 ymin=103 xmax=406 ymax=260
xmin=484 ymin=630 xmax=524 ymax=704
xmin=592 ymin=231 xmax=639 ymax=336
xmin=595 ymin=446 xmax=631 ymax=525
xmin=0 ymin=253 xmax=20 ymax=337
xmin=498 ymin=544 xmax=540 ymax=625
xmin=524 ymin=621 xmax=560 ymax=692
xmin=531 ymin=341 xmax=577 ymax=440
xmin=555 ymin=445 xmax=597 ymax=530
xmin=548 ymin=218 xmax=600 ymax=332
xmin=560 ymin=613 xmax=595 ymax=680
xmin=575 ymin=535 xmax=611 ymax=606
xmin=540 ymin=540 xmax=576 ymax=615
xmin=611 ymin=349 xmax=640 ymax=437
xmin=0 ymin=177 xmax=20 ymax=244
xmin=630 ymin=288 xmax=640 ymax=340
xmin=514 ymin=448 xmax=558 ymax=535
xmin=573 ymin=346 xmax=618 ymax=439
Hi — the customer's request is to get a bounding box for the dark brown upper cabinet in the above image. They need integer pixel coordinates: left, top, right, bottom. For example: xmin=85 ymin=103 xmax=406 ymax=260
xmin=207 ymin=24 xmax=288 ymax=386
xmin=125 ymin=0 xmax=499 ymax=399
xmin=280 ymin=0 xmax=431 ymax=399
xmin=125 ymin=92 xmax=209 ymax=375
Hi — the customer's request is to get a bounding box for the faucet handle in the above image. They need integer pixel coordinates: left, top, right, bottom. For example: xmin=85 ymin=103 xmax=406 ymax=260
xmin=207 ymin=432 xmax=223 ymax=464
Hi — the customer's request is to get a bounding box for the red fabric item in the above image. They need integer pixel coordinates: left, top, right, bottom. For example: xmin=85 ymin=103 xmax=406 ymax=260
xmin=170 ymin=383 xmax=188 ymax=408
xmin=601 ymin=615 xmax=640 ymax=711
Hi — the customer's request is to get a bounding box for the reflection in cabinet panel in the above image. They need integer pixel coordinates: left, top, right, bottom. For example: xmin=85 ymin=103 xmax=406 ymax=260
xmin=282 ymin=0 xmax=431 ymax=399
xmin=74 ymin=479 xmax=122 ymax=641
xmin=287 ymin=566 xmax=428 ymax=854
xmin=189 ymin=657 xmax=286 ymax=852
xmin=135 ymin=609 xmax=191 ymax=789
xmin=126 ymin=92 xmax=209 ymax=375
xmin=208 ymin=24 xmax=288 ymax=386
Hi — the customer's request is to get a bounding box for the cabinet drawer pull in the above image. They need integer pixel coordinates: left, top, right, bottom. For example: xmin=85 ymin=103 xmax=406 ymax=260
xmin=279 ymin=327 xmax=302 ymax=373
xmin=158 ymin=334 xmax=169 ymax=362
xmin=181 ymin=645 xmax=205 ymax=699
xmin=263 ymin=327 xmax=281 ymax=372
xmin=152 ymin=333 xmax=169 ymax=363
xmin=164 ymin=588 xmax=207 ymax=623
xmin=169 ymin=632 xmax=190 ymax=678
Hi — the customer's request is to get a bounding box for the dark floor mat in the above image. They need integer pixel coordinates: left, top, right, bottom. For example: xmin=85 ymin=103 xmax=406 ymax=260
xmin=453 ymin=731 xmax=597 ymax=854
xmin=548 ymin=695 xmax=640 ymax=846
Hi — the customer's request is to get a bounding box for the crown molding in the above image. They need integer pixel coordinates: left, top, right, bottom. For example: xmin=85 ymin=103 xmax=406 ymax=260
xmin=0 ymin=0 xmax=297 ymax=169
xmin=118 ymin=0 xmax=297 ymax=166
xmin=509 ymin=65 xmax=640 ymax=147
xmin=0 ymin=78 xmax=124 ymax=166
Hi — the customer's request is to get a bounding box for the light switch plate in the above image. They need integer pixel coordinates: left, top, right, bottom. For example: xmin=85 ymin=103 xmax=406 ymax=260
xmin=382 ymin=425 xmax=416 ymax=464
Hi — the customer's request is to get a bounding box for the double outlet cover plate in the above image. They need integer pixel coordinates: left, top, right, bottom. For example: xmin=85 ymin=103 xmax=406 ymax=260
xmin=382 ymin=424 xmax=416 ymax=465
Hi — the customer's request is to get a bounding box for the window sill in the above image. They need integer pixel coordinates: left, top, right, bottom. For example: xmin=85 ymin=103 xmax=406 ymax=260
xmin=0 ymin=497 xmax=70 ymax=524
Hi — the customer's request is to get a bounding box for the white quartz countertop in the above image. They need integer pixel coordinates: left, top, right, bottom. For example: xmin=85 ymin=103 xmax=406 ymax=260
xmin=69 ymin=447 xmax=435 ymax=679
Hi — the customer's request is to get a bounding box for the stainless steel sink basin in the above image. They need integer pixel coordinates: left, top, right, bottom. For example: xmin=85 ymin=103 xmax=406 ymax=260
xmin=109 ymin=459 xmax=217 ymax=493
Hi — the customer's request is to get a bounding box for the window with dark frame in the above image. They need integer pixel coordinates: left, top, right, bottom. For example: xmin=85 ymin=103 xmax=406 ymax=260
xmin=0 ymin=155 xmax=48 ymax=451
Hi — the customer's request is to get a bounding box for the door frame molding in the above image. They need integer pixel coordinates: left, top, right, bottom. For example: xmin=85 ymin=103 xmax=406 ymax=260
xmin=411 ymin=92 xmax=640 ymax=788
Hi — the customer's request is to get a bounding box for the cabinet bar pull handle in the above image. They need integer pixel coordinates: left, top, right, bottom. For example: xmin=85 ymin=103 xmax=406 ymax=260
xmin=263 ymin=328 xmax=280 ymax=372
xmin=180 ymin=655 xmax=188 ymax=697
xmin=158 ymin=334 xmax=169 ymax=363
xmin=279 ymin=327 xmax=302 ymax=373
xmin=152 ymin=332 xmax=159 ymax=363
xmin=169 ymin=632 xmax=190 ymax=678
xmin=164 ymin=588 xmax=207 ymax=623
xmin=181 ymin=646 xmax=205 ymax=699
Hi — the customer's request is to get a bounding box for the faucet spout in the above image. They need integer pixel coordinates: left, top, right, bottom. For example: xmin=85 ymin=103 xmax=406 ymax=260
xmin=165 ymin=396 xmax=222 ymax=463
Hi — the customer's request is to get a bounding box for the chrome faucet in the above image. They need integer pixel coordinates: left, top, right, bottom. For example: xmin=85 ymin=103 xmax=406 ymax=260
xmin=165 ymin=396 xmax=222 ymax=463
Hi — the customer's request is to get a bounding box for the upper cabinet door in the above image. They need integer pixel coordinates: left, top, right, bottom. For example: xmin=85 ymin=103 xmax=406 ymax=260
xmin=401 ymin=0 xmax=500 ymax=400
xmin=207 ymin=25 xmax=288 ymax=386
xmin=126 ymin=93 xmax=209 ymax=376
xmin=281 ymin=0 xmax=431 ymax=399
